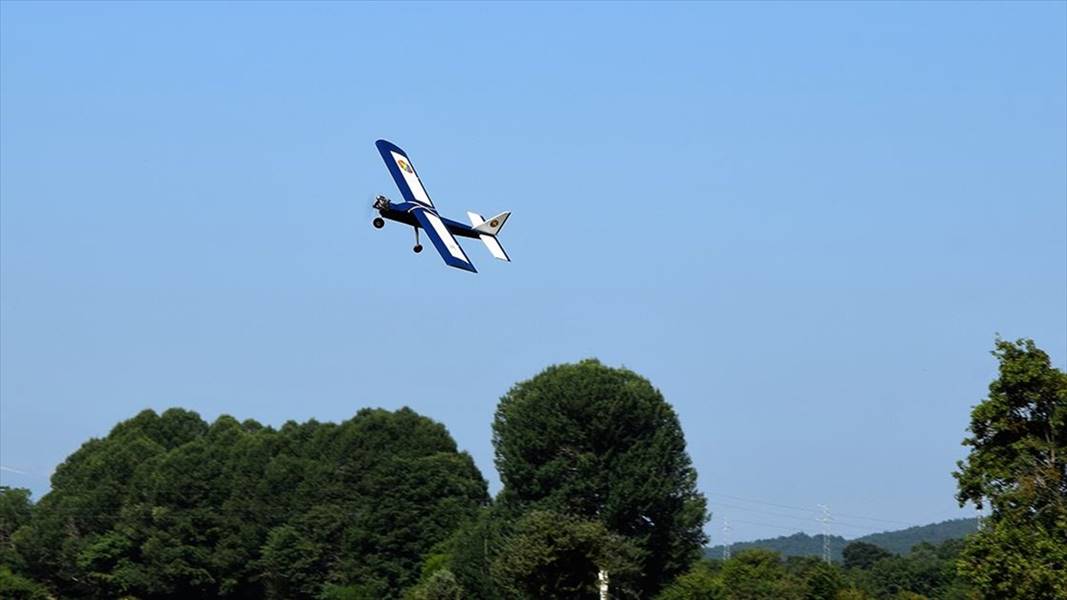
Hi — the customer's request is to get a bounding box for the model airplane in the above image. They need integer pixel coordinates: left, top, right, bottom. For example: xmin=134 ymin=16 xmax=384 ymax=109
xmin=371 ymin=139 xmax=511 ymax=273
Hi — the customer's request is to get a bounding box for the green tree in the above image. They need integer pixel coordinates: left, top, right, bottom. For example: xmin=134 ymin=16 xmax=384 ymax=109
xmin=833 ymin=590 xmax=872 ymax=600
xmin=319 ymin=582 xmax=387 ymax=600
xmin=654 ymin=559 xmax=723 ymax=600
xmin=718 ymin=549 xmax=803 ymax=600
xmin=12 ymin=409 xmax=180 ymax=598
xmin=953 ymin=338 xmax=1067 ymax=599
xmin=15 ymin=406 xmax=487 ymax=599
xmin=0 ymin=487 xmax=33 ymax=570
xmin=956 ymin=517 xmax=1065 ymax=599
xmin=0 ymin=566 xmax=51 ymax=600
xmin=493 ymin=359 xmax=708 ymax=596
xmin=405 ymin=568 xmax=464 ymax=600
xmin=841 ymin=541 xmax=892 ymax=570
xmin=259 ymin=525 xmax=326 ymax=599
xmin=491 ymin=510 xmax=641 ymax=600
xmin=331 ymin=408 xmax=488 ymax=593
xmin=412 ymin=505 xmax=509 ymax=600
xmin=863 ymin=548 xmax=939 ymax=599
xmin=785 ymin=557 xmax=845 ymax=600
xmin=843 ymin=540 xmax=970 ymax=600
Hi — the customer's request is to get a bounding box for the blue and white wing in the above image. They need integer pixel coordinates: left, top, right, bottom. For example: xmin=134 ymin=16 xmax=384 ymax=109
xmin=376 ymin=139 xmax=434 ymax=208
xmin=411 ymin=207 xmax=477 ymax=273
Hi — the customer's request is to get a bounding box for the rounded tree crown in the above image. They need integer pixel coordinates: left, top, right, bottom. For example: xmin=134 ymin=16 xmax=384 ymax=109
xmin=492 ymin=359 xmax=708 ymax=595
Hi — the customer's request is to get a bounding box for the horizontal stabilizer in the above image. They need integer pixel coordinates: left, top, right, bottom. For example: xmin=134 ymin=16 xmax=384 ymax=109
xmin=480 ymin=234 xmax=510 ymax=261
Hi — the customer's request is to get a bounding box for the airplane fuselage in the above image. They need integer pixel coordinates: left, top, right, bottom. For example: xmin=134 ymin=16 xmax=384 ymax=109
xmin=377 ymin=201 xmax=481 ymax=240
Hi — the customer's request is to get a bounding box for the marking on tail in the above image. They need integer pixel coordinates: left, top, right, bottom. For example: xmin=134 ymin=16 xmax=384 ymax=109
xmin=471 ymin=211 xmax=510 ymax=236
xmin=468 ymin=212 xmax=511 ymax=262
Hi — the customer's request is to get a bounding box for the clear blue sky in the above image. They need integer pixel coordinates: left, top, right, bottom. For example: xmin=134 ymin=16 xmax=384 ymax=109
xmin=2 ymin=1 xmax=1064 ymax=544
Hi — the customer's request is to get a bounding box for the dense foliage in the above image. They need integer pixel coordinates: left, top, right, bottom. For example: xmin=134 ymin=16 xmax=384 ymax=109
xmin=658 ymin=539 xmax=972 ymax=600
xmin=1 ymin=407 xmax=486 ymax=599
xmin=0 ymin=486 xmax=33 ymax=570
xmin=493 ymin=359 xmax=708 ymax=596
xmin=490 ymin=510 xmax=641 ymax=599
xmin=953 ymin=338 xmax=1067 ymax=599
xmin=841 ymin=542 xmax=892 ymax=570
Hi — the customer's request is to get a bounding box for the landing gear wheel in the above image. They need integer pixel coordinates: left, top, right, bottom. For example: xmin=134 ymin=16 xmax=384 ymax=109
xmin=372 ymin=217 xmax=385 ymax=229
xmin=412 ymin=227 xmax=422 ymax=253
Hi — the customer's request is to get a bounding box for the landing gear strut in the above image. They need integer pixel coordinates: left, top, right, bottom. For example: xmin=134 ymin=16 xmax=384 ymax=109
xmin=413 ymin=227 xmax=423 ymax=253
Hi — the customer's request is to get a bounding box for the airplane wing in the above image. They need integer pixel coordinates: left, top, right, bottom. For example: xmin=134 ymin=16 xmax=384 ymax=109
xmin=376 ymin=139 xmax=434 ymax=208
xmin=411 ymin=207 xmax=477 ymax=273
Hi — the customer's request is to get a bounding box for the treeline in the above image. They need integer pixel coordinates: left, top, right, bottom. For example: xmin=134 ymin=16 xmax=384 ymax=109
xmin=0 ymin=360 xmax=708 ymax=599
xmin=661 ymin=539 xmax=971 ymax=599
xmin=703 ymin=519 xmax=979 ymax=563
xmin=1 ymin=406 xmax=488 ymax=598
xmin=1 ymin=340 xmax=1064 ymax=599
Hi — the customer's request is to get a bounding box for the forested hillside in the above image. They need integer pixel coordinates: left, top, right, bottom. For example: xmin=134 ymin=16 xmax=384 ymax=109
xmin=706 ymin=532 xmax=849 ymax=563
xmin=704 ymin=518 xmax=979 ymax=562
xmin=859 ymin=519 xmax=978 ymax=556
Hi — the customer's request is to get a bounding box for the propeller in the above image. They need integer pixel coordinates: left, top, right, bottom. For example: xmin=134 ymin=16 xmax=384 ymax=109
xmin=365 ymin=195 xmax=380 ymax=218
xmin=365 ymin=194 xmax=391 ymax=220
xmin=367 ymin=195 xmax=391 ymax=230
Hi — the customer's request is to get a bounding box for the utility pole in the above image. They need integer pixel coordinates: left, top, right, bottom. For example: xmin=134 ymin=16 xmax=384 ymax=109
xmin=722 ymin=518 xmax=732 ymax=560
xmin=817 ymin=504 xmax=832 ymax=564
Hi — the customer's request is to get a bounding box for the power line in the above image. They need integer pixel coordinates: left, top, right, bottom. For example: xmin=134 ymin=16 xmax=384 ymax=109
xmin=706 ymin=491 xmax=918 ymax=527
xmin=724 ymin=518 xmax=810 ymax=533
xmin=710 ymin=501 xmax=873 ymax=532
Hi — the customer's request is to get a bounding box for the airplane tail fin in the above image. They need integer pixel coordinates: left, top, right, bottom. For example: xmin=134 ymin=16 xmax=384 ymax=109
xmin=470 ymin=211 xmax=510 ymax=236
xmin=467 ymin=212 xmax=511 ymax=262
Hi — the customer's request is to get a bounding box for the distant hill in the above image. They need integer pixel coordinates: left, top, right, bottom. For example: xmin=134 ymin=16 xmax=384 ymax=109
xmin=706 ymin=532 xmax=850 ymax=562
xmin=856 ymin=518 xmax=978 ymax=555
xmin=704 ymin=518 xmax=978 ymax=563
